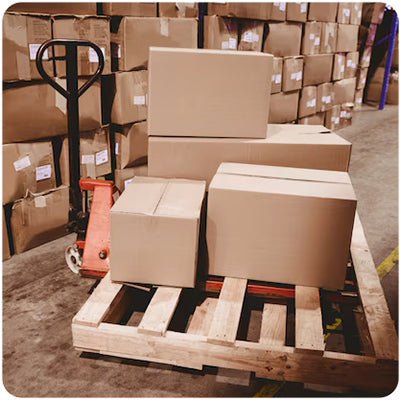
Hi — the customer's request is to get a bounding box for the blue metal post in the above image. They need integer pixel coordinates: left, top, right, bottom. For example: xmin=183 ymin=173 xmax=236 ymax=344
xmin=379 ymin=11 xmax=398 ymax=110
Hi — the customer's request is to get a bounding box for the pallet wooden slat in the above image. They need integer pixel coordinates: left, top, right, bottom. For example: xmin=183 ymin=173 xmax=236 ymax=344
xmin=187 ymin=297 xmax=218 ymax=335
xmin=259 ymin=303 xmax=287 ymax=348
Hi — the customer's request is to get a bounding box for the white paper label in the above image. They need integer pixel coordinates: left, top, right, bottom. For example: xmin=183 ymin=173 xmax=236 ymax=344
xmin=36 ymin=164 xmax=52 ymax=181
xmin=279 ymin=2 xmax=286 ymax=11
xmin=124 ymin=178 xmax=133 ymax=189
xmin=347 ymin=59 xmax=352 ymax=67
xmin=221 ymin=41 xmax=229 ymax=50
xmin=34 ymin=196 xmax=46 ymax=208
xmin=117 ymin=44 xmax=121 ymax=58
xmin=379 ymin=12 xmax=384 ymax=20
xmin=82 ymin=154 xmax=95 ymax=164
xmin=357 ymin=97 xmax=362 ymax=103
xmin=271 ymin=74 xmax=276 ymax=82
xmin=309 ymin=33 xmax=315 ymax=40
xmin=300 ymin=3 xmax=307 ymax=13
xmin=252 ymin=33 xmax=259 ymax=42
xmin=306 ymin=98 xmax=316 ymax=108
xmin=133 ymin=95 xmax=146 ymax=105
xmin=335 ymin=117 xmax=340 ymax=124
xmin=296 ymin=71 xmax=302 ymax=81
xmin=243 ymin=31 xmax=253 ymax=42
xmin=340 ymin=111 xmax=346 ymax=118
xmin=314 ymin=36 xmax=320 ymax=46
xmin=95 ymin=149 xmax=108 ymax=166
xmin=275 ymin=74 xmax=281 ymax=83
xmin=343 ymin=8 xmax=350 ymax=17
xmin=362 ymin=77 xmax=366 ymax=84
xmin=340 ymin=64 xmax=345 ymax=73
xmin=13 ymin=155 xmax=31 ymax=171
xmin=115 ymin=142 xmax=119 ymax=155
xmin=89 ymin=47 xmax=105 ymax=63
xmin=358 ymin=10 xmax=362 ymax=18
xmin=290 ymin=72 xmax=297 ymax=80
xmin=29 ymin=44 xmax=48 ymax=61
xmin=325 ymin=95 xmax=331 ymax=103
xmin=228 ymin=37 xmax=237 ymax=49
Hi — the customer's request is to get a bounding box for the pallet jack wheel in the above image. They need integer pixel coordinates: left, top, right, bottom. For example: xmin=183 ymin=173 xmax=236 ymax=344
xmin=65 ymin=244 xmax=82 ymax=274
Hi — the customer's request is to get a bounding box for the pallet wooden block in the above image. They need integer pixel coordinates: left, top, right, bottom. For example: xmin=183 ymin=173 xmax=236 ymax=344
xmin=72 ymin=212 xmax=398 ymax=394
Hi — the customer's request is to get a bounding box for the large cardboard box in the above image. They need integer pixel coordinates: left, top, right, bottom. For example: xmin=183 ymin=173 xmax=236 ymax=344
xmin=350 ymin=2 xmax=362 ymax=25
xmin=282 ymin=56 xmax=303 ymax=92
xmin=269 ymin=91 xmax=299 ymax=123
xmin=298 ymin=86 xmax=317 ymax=118
xmin=7 ymin=2 xmax=97 ymax=14
xmin=345 ymin=52 xmax=359 ymax=78
xmin=286 ymin=2 xmax=308 ymax=22
xmin=114 ymin=122 xmax=148 ymax=169
xmin=3 ymin=80 xmax=102 ymax=144
xmin=110 ymin=177 xmax=206 ymax=287
xmin=3 ymin=209 xmax=11 ymax=260
xmin=204 ymin=16 xmax=238 ymax=50
xmin=271 ymin=57 xmax=283 ymax=94
xmin=111 ymin=17 xmax=197 ymax=71
xmin=302 ymin=22 xmax=322 ymax=55
xmin=303 ymin=54 xmax=334 ymax=86
xmin=263 ymin=22 xmax=302 ymax=57
xmin=102 ymin=2 xmax=157 ymax=16
xmin=110 ymin=70 xmax=148 ymax=125
xmin=317 ymin=82 xmax=333 ymax=112
xmin=238 ymin=20 xmax=264 ymax=52
xmin=52 ymin=15 xmax=111 ymax=76
xmin=308 ymin=2 xmax=338 ymax=22
xmin=337 ymin=3 xmax=352 ymax=24
xmin=159 ymin=3 xmax=198 ymax=18
xmin=114 ymin=165 xmax=148 ymax=193
xmin=148 ymin=124 xmax=352 ymax=187
xmin=332 ymin=53 xmax=346 ymax=81
xmin=10 ymin=186 xmax=69 ymax=254
xmin=148 ymin=47 xmax=273 ymax=138
xmin=336 ymin=24 xmax=359 ymax=53
xmin=206 ymin=163 xmax=357 ymax=289
xmin=3 ymin=141 xmax=57 ymax=205
xmin=320 ymin=22 xmax=337 ymax=54
xmin=3 ymin=13 xmax=53 ymax=82
xmin=332 ymin=78 xmax=357 ymax=105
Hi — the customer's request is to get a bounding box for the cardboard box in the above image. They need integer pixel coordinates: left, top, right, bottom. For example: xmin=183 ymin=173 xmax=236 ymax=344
xmin=298 ymin=112 xmax=325 ymax=125
xmin=3 ymin=141 xmax=57 ymax=205
xmin=325 ymin=105 xmax=341 ymax=130
xmin=110 ymin=70 xmax=148 ymax=125
xmin=271 ymin=57 xmax=283 ymax=94
xmin=206 ymin=163 xmax=357 ymax=289
xmin=7 ymin=2 xmax=97 ymax=14
xmin=3 ymin=13 xmax=53 ymax=82
xmin=3 ymin=80 xmax=102 ymax=144
xmin=159 ymin=2 xmax=198 ymax=18
xmin=3 ymin=208 xmax=11 ymax=260
xmin=238 ymin=20 xmax=264 ymax=52
xmin=350 ymin=2 xmax=362 ymax=25
xmin=204 ymin=16 xmax=238 ymax=50
xmin=345 ymin=52 xmax=359 ymax=78
xmin=10 ymin=186 xmax=69 ymax=254
xmin=148 ymin=124 xmax=352 ymax=187
xmin=102 ymin=2 xmax=157 ymax=16
xmin=286 ymin=2 xmax=308 ymax=22
xmin=317 ymin=82 xmax=333 ymax=112
xmin=111 ymin=17 xmax=197 ymax=71
xmin=263 ymin=22 xmax=302 ymax=57
xmin=339 ymin=103 xmax=354 ymax=129
xmin=332 ymin=53 xmax=346 ymax=81
xmin=337 ymin=3 xmax=352 ymax=24
xmin=114 ymin=165 xmax=148 ymax=193
xmin=362 ymin=3 xmax=386 ymax=25
xmin=110 ymin=177 xmax=206 ymax=287
xmin=354 ymin=88 xmax=364 ymax=110
xmin=332 ymin=78 xmax=357 ymax=105
xmin=303 ymin=54 xmax=334 ymax=86
xmin=302 ymin=22 xmax=322 ymax=55
xmin=356 ymin=67 xmax=369 ymax=89
xmin=298 ymin=86 xmax=317 ymax=118
xmin=148 ymin=47 xmax=273 ymax=138
xmin=360 ymin=46 xmax=372 ymax=67
xmin=269 ymin=91 xmax=299 ymax=123
xmin=336 ymin=24 xmax=359 ymax=53
xmin=282 ymin=56 xmax=303 ymax=92
xmin=114 ymin=122 xmax=148 ymax=169
xmin=53 ymin=15 xmax=111 ymax=76
xmin=320 ymin=22 xmax=337 ymax=54
xmin=308 ymin=2 xmax=338 ymax=22
xmin=60 ymin=126 xmax=111 ymax=184
xmin=212 ymin=3 xmax=286 ymax=21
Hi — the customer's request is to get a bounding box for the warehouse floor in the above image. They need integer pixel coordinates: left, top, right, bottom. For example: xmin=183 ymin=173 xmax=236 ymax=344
xmin=2 ymin=104 xmax=398 ymax=397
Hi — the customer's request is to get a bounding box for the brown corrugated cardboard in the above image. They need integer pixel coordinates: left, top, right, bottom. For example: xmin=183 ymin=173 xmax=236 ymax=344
xmin=325 ymin=105 xmax=341 ymax=130
xmin=3 ymin=141 xmax=57 ymax=205
xmin=332 ymin=53 xmax=346 ymax=81
xmin=10 ymin=186 xmax=69 ymax=254
xmin=204 ymin=16 xmax=238 ymax=50
xmin=3 ymin=80 xmax=102 ymax=144
xmin=102 ymin=2 xmax=157 ymax=16
xmin=7 ymin=3 xmax=97 ymax=14
xmin=148 ymin=47 xmax=273 ymax=138
xmin=213 ymin=3 xmax=286 ymax=21
xmin=282 ymin=56 xmax=303 ymax=92
xmin=339 ymin=103 xmax=354 ymax=129
xmin=111 ymin=17 xmax=197 ymax=71
xmin=148 ymin=125 xmax=352 ymax=187
xmin=336 ymin=24 xmax=359 ymax=53
xmin=360 ymin=46 xmax=372 ymax=67
xmin=271 ymin=57 xmax=283 ymax=94
xmin=238 ymin=20 xmax=264 ymax=52
xmin=303 ymin=54 xmax=334 ymax=86
xmin=206 ymin=2 xmax=230 ymax=16
xmin=3 ymin=13 xmax=53 ymax=82
xmin=302 ymin=22 xmax=322 ymax=55
xmin=298 ymin=86 xmax=317 ymax=118
xmin=354 ymin=88 xmax=363 ymax=110
xmin=317 ymin=82 xmax=333 ymax=112
xmin=356 ymin=67 xmax=369 ymax=90
xmin=308 ymin=2 xmax=338 ymax=22
xmin=263 ymin=22 xmax=302 ymax=57
xmin=114 ymin=165 xmax=148 ymax=193
xmin=110 ymin=177 xmax=206 ymax=287
xmin=345 ymin=52 xmax=359 ymax=78
xmin=320 ymin=22 xmax=337 ymax=54
xmin=269 ymin=91 xmax=299 ymax=123
xmin=110 ymin=70 xmax=148 ymax=125
xmin=286 ymin=2 xmax=308 ymax=22
xmin=114 ymin=122 xmax=148 ymax=169
xmin=350 ymin=2 xmax=362 ymax=25
xmin=362 ymin=3 xmax=386 ymax=25
xmin=337 ymin=3 xmax=352 ymax=24
xmin=53 ymin=15 xmax=111 ymax=76
xmin=159 ymin=3 xmax=198 ymax=18
xmin=3 ymin=208 xmax=11 ymax=260
xmin=332 ymin=78 xmax=357 ymax=105
xmin=298 ymin=112 xmax=325 ymax=125
xmin=206 ymin=163 xmax=357 ymax=289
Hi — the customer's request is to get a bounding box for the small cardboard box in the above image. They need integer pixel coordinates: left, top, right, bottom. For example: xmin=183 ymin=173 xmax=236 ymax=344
xmin=3 ymin=141 xmax=57 ymax=205
xmin=339 ymin=104 xmax=354 ymax=129
xmin=159 ymin=2 xmax=198 ymax=18
xmin=303 ymin=54 xmax=334 ymax=86
xmin=345 ymin=52 xmax=359 ymax=78
xmin=337 ymin=3 xmax=352 ymax=24
xmin=148 ymin=47 xmax=273 ymax=138
xmin=111 ymin=17 xmax=197 ymax=71
xmin=204 ymin=16 xmax=238 ymax=50
xmin=302 ymin=22 xmax=322 ymax=55
xmin=325 ymin=105 xmax=341 ymax=130
xmin=332 ymin=53 xmax=346 ymax=81
xmin=298 ymin=112 xmax=325 ymax=125
xmin=320 ymin=22 xmax=337 ymax=54
xmin=317 ymin=82 xmax=333 ymax=112
xmin=114 ymin=165 xmax=148 ymax=193
xmin=263 ymin=22 xmax=302 ymax=57
xmin=110 ymin=177 xmax=206 ymax=287
xmin=336 ymin=24 xmax=359 ymax=53
xmin=111 ymin=70 xmax=148 ymax=125
xmin=114 ymin=122 xmax=148 ymax=169
xmin=350 ymin=2 xmax=362 ymax=25
xmin=286 ymin=2 xmax=308 ymax=22
xmin=102 ymin=2 xmax=157 ymax=16
xmin=271 ymin=57 xmax=283 ymax=94
xmin=282 ymin=56 xmax=303 ymax=92
xmin=269 ymin=91 xmax=299 ymax=123
xmin=298 ymin=86 xmax=317 ymax=118
xmin=10 ymin=186 xmax=69 ymax=255
xmin=238 ymin=20 xmax=264 ymax=52
xmin=308 ymin=2 xmax=338 ymax=22
xmin=332 ymin=78 xmax=357 ymax=105
xmin=206 ymin=162 xmax=357 ymax=289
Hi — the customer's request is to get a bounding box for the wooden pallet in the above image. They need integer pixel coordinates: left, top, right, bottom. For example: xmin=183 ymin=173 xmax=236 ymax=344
xmin=72 ymin=213 xmax=398 ymax=394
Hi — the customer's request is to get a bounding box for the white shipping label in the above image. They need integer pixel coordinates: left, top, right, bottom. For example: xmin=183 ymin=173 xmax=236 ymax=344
xmin=335 ymin=117 xmax=340 ymax=124
xmin=309 ymin=33 xmax=315 ymax=40
xmin=124 ymin=178 xmax=133 ymax=189
xmin=347 ymin=59 xmax=352 ymax=67
xmin=340 ymin=64 xmax=345 ymax=72
xmin=221 ymin=41 xmax=229 ymax=50
xmin=271 ymin=74 xmax=276 ymax=82
xmin=322 ymin=95 xmax=327 ymax=103
xmin=306 ymin=98 xmax=316 ymax=108
xmin=343 ymin=8 xmax=350 ymax=17
xmin=34 ymin=196 xmax=47 ymax=208
xmin=228 ymin=37 xmax=237 ymax=49
xmin=340 ymin=111 xmax=346 ymax=118
xmin=117 ymin=44 xmax=121 ymax=58
xmin=13 ymin=155 xmax=31 ymax=171
xmin=133 ymin=95 xmax=146 ymax=105
xmin=358 ymin=10 xmax=362 ymax=18
xmin=243 ymin=31 xmax=253 ymax=43
xmin=95 ymin=149 xmax=108 ymax=166
xmin=115 ymin=142 xmax=119 ymax=155
xmin=314 ymin=36 xmax=320 ymax=46
xmin=296 ymin=71 xmax=302 ymax=81
xmin=82 ymin=154 xmax=95 ymax=164
xmin=357 ymin=97 xmax=362 ymax=103
xmin=29 ymin=44 xmax=48 ymax=61
xmin=36 ymin=164 xmax=52 ymax=181
xmin=89 ymin=47 xmax=105 ymax=63
xmin=290 ymin=72 xmax=297 ymax=80
xmin=279 ymin=2 xmax=286 ymax=11
xmin=362 ymin=77 xmax=366 ymax=84
xmin=300 ymin=3 xmax=307 ymax=13
xmin=325 ymin=95 xmax=331 ymax=103
xmin=275 ymin=74 xmax=281 ymax=83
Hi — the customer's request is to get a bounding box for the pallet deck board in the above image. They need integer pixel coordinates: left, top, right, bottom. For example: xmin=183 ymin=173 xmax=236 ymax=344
xmin=259 ymin=303 xmax=287 ymax=348
xmin=187 ymin=297 xmax=218 ymax=335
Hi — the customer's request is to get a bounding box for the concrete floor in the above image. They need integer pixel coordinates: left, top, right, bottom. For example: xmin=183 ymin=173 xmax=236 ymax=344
xmin=2 ymin=104 xmax=398 ymax=397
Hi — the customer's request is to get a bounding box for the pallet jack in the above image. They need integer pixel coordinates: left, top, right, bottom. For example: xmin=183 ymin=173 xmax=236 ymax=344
xmin=36 ymin=39 xmax=113 ymax=279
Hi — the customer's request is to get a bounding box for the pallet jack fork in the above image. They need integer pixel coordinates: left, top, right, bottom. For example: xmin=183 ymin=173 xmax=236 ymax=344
xmin=36 ymin=39 xmax=113 ymax=278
